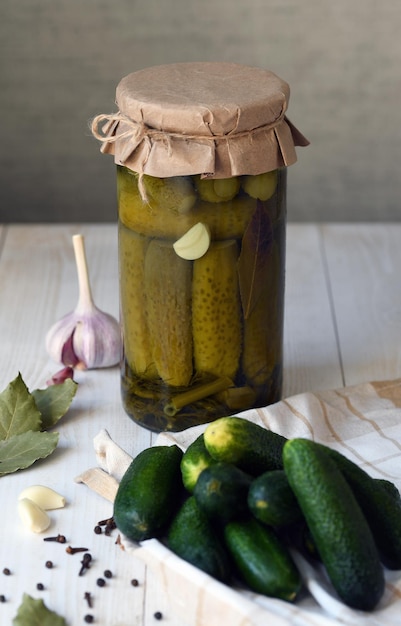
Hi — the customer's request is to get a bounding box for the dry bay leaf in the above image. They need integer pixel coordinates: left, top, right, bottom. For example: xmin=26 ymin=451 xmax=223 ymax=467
xmin=0 ymin=372 xmax=76 ymax=476
xmin=0 ymin=430 xmax=59 ymax=476
xmin=13 ymin=593 xmax=67 ymax=626
xmin=238 ymin=200 xmax=274 ymax=319
xmin=32 ymin=377 xmax=77 ymax=430
xmin=0 ymin=373 xmax=42 ymax=440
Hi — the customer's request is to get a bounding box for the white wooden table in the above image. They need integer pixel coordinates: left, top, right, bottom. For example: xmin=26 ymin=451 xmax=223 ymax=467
xmin=0 ymin=222 xmax=400 ymax=625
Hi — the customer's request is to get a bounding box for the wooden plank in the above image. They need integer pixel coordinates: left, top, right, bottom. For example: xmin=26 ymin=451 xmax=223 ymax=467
xmin=0 ymin=224 xmax=157 ymax=625
xmin=3 ymin=222 xmax=400 ymax=624
xmin=321 ymin=223 xmax=401 ymax=386
xmin=283 ymin=224 xmax=344 ymax=398
xmin=0 ymin=224 xmax=118 ymax=387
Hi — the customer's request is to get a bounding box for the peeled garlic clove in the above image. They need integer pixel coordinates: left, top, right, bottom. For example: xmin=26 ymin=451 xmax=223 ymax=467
xmin=18 ymin=485 xmax=66 ymax=510
xmin=173 ymin=222 xmax=211 ymax=260
xmin=18 ymin=498 xmax=51 ymax=533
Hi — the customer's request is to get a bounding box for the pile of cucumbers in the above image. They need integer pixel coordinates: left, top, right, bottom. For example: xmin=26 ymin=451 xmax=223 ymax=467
xmin=113 ymin=416 xmax=401 ymax=612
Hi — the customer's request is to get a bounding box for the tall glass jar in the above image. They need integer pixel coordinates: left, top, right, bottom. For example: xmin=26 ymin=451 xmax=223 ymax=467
xmin=92 ymin=62 xmax=308 ymax=432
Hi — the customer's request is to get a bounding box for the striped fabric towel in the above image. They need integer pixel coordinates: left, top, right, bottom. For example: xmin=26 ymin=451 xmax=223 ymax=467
xmin=77 ymin=378 xmax=401 ymax=626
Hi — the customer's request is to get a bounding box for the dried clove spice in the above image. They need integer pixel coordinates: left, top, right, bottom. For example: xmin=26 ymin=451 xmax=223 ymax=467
xmin=66 ymin=546 xmax=89 ymax=555
xmin=43 ymin=534 xmax=66 ymax=543
xmin=97 ymin=517 xmax=114 ymax=527
xmin=84 ymin=592 xmax=93 ymax=608
xmin=79 ymin=553 xmax=92 ymax=576
xmin=96 ymin=516 xmax=116 ymax=536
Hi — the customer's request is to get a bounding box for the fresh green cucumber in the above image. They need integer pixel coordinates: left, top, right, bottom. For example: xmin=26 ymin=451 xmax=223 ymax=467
xmin=375 ymin=477 xmax=401 ymax=501
xmin=283 ymin=438 xmax=385 ymax=611
xmin=193 ymin=461 xmax=252 ymax=524
xmin=248 ymin=470 xmax=303 ymax=527
xmin=223 ymin=517 xmax=302 ymax=602
xmin=180 ymin=433 xmax=217 ymax=493
xmin=203 ymin=416 xmax=286 ymax=475
xmin=167 ymin=496 xmax=231 ymax=583
xmin=321 ymin=444 xmax=401 ymax=569
xmin=113 ymin=445 xmax=183 ymax=542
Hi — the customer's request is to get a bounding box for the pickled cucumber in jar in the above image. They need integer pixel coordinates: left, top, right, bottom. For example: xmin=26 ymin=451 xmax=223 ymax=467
xmin=93 ymin=62 xmax=308 ymax=432
xmin=119 ymin=166 xmax=287 ymax=432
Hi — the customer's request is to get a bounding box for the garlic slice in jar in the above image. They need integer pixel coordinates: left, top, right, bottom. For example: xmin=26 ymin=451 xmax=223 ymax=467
xmin=173 ymin=222 xmax=211 ymax=260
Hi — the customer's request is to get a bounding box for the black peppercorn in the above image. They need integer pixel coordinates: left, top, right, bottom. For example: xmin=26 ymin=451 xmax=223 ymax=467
xmin=2 ymin=568 xmax=11 ymax=576
xmin=103 ymin=569 xmax=112 ymax=579
xmin=36 ymin=583 xmax=45 ymax=591
xmin=84 ymin=615 xmax=94 ymax=623
xmin=96 ymin=578 xmax=106 ymax=587
xmin=45 ymin=560 xmax=53 ymax=569
xmin=154 ymin=611 xmax=163 ymax=620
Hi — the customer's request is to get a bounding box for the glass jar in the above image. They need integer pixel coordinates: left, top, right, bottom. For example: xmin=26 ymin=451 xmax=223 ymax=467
xmin=92 ymin=62 xmax=308 ymax=432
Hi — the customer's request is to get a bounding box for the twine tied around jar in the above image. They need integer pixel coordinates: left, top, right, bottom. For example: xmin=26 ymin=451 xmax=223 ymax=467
xmin=90 ymin=63 xmax=309 ymax=179
xmin=90 ymin=107 xmax=293 ymax=179
xmin=91 ymin=106 xmax=295 ymax=201
xmin=91 ymin=107 xmax=288 ymax=150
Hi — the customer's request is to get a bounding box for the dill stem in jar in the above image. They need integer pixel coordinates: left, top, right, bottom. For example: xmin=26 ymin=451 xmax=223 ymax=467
xmin=164 ymin=376 xmax=233 ymax=417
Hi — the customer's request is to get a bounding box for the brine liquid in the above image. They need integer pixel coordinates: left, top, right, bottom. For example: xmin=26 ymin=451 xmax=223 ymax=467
xmin=118 ymin=167 xmax=287 ymax=432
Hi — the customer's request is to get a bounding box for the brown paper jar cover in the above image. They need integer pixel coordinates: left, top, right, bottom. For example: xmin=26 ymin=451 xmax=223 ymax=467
xmin=92 ymin=62 xmax=309 ymax=178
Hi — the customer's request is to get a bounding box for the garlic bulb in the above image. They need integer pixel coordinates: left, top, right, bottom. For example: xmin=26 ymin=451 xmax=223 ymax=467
xmin=46 ymin=234 xmax=121 ymax=369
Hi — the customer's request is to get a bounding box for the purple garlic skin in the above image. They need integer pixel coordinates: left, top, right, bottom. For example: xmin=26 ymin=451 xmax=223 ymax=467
xmin=46 ymin=366 xmax=75 ymax=386
xmin=46 ymin=306 xmax=121 ymax=370
xmin=46 ymin=234 xmax=121 ymax=370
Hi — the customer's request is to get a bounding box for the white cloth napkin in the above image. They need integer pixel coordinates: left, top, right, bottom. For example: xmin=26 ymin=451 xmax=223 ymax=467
xmin=76 ymin=378 xmax=401 ymax=626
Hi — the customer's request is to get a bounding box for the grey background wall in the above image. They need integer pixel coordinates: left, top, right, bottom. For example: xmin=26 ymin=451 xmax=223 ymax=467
xmin=1 ymin=0 xmax=401 ymax=223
